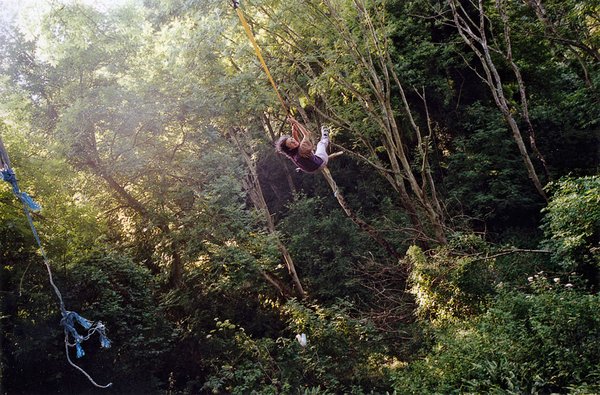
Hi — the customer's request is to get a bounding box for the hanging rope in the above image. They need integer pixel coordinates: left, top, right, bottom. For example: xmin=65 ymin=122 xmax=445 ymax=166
xmin=232 ymin=0 xmax=289 ymax=114
xmin=0 ymin=135 xmax=112 ymax=389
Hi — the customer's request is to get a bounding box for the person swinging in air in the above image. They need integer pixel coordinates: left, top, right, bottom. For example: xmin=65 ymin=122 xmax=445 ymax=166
xmin=275 ymin=117 xmax=330 ymax=173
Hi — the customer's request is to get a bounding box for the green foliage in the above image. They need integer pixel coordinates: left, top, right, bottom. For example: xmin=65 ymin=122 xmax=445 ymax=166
xmin=541 ymin=176 xmax=600 ymax=274
xmin=0 ymin=199 xmax=61 ymax=393
xmin=281 ymin=299 xmax=385 ymax=386
xmin=406 ymin=230 xmax=565 ymax=325
xmin=200 ymin=299 xmax=388 ymax=394
xmin=407 ymin=239 xmax=496 ymax=324
xmin=445 ymin=103 xmax=544 ymax=224
xmin=530 ymin=67 xmax=600 ymax=178
xmin=1 ymin=246 xmax=172 ymax=394
xmin=392 ymin=284 xmax=600 ymax=394
xmin=279 ymin=196 xmax=377 ymax=301
xmin=1 ymin=0 xmax=599 ymax=393
xmin=65 ymin=252 xmax=173 ymax=392
xmin=0 ymin=124 xmax=109 ymax=268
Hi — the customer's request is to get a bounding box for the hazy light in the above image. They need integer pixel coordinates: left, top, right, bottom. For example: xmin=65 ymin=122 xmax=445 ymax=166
xmin=0 ymin=0 xmax=136 ymax=39
xmin=0 ymin=0 xmax=134 ymax=26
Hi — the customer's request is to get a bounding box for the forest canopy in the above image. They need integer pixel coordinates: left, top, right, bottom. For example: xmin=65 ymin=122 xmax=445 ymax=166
xmin=0 ymin=0 xmax=598 ymax=393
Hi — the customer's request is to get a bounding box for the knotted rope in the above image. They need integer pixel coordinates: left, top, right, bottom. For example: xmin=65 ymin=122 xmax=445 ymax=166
xmin=0 ymin=137 xmax=112 ymax=389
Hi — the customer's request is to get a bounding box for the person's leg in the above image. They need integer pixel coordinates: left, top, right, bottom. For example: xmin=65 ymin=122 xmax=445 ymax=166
xmin=315 ymin=140 xmax=328 ymax=161
xmin=314 ymin=126 xmax=330 ymax=167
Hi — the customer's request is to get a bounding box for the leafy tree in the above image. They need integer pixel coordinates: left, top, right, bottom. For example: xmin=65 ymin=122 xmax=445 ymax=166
xmin=224 ymin=0 xmax=448 ymax=244
xmin=445 ymin=0 xmax=550 ymax=199
xmin=524 ymin=0 xmax=599 ymax=85
xmin=200 ymin=299 xmax=390 ymax=394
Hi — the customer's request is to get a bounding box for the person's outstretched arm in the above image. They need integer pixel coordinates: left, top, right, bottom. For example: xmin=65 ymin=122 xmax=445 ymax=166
xmin=297 ymin=125 xmax=314 ymax=157
xmin=291 ymin=123 xmax=301 ymax=143
xmin=288 ymin=118 xmax=314 ymax=157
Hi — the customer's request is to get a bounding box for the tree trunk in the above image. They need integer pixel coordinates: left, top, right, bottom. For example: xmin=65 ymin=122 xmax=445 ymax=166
xmin=497 ymin=0 xmax=550 ymax=180
xmin=322 ymin=0 xmax=448 ymax=244
xmin=448 ymin=0 xmax=548 ymax=201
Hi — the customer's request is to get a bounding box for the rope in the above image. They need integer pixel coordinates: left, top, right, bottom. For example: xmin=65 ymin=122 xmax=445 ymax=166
xmin=233 ymin=0 xmax=288 ymax=114
xmin=1 ymin=168 xmax=41 ymax=212
xmin=0 ymin=136 xmax=112 ymax=389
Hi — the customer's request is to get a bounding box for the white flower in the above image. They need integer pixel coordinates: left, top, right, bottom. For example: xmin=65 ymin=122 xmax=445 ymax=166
xmin=296 ymin=333 xmax=307 ymax=347
xmin=565 ymin=283 xmax=574 ymax=288
xmin=553 ymin=278 xmax=560 ymax=283
xmin=527 ymin=277 xmax=534 ymax=282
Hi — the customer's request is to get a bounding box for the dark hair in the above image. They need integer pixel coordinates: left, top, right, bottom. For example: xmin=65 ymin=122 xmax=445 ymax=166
xmin=275 ymin=135 xmax=297 ymax=159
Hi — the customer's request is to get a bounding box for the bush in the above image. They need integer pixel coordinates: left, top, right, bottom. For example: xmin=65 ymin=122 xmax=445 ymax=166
xmin=200 ymin=299 xmax=390 ymax=394
xmin=407 ymin=238 xmax=496 ymax=324
xmin=0 ymin=211 xmax=67 ymax=394
xmin=279 ymin=196 xmax=378 ymax=302
xmin=63 ymin=252 xmax=173 ymax=393
xmin=391 ymin=283 xmax=600 ymax=394
xmin=541 ymin=175 xmax=599 ymax=284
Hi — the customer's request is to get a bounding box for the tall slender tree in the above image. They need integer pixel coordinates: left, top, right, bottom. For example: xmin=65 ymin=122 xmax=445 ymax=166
xmin=446 ymin=0 xmax=548 ymax=200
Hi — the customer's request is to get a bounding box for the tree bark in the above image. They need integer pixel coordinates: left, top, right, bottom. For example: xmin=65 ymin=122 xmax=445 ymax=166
xmin=497 ymin=0 xmax=550 ymax=180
